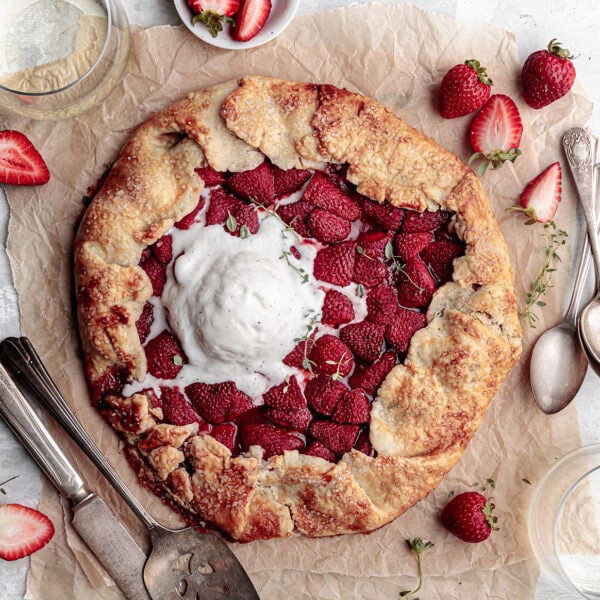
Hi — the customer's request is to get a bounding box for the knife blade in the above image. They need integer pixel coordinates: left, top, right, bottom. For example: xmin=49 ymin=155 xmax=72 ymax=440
xmin=0 ymin=363 xmax=150 ymax=600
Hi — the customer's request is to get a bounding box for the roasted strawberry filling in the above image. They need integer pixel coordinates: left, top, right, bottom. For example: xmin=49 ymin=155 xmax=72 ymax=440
xmin=97 ymin=160 xmax=466 ymax=461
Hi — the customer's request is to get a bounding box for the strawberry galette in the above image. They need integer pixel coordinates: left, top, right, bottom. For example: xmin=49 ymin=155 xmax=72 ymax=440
xmin=74 ymin=76 xmax=522 ymax=541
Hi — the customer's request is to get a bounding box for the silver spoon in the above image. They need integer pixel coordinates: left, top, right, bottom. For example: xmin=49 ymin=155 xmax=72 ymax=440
xmin=530 ymin=230 xmax=591 ymax=414
xmin=563 ymin=128 xmax=600 ymax=378
xmin=530 ymin=128 xmax=598 ymax=413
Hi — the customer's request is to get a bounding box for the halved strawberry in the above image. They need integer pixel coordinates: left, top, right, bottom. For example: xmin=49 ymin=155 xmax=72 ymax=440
xmin=511 ymin=162 xmax=562 ymax=224
xmin=356 ymin=230 xmax=393 ymax=259
xmin=282 ymin=334 xmax=316 ymax=370
xmin=469 ymin=94 xmax=523 ymax=176
xmin=186 ymin=380 xmax=253 ymax=423
xmin=304 ymin=375 xmax=348 ymax=416
xmin=205 ymin=188 xmax=242 ymax=226
xmin=136 ymin=301 xmax=154 ymax=344
xmin=263 ymin=375 xmax=307 ymax=410
xmin=210 ymin=423 xmax=237 ymax=452
xmin=277 ymin=199 xmax=313 ymax=238
xmin=150 ymin=234 xmax=173 ymax=265
xmin=396 ymin=258 xmax=437 ymax=308
xmin=361 ymin=198 xmax=404 ymax=230
xmin=195 ymin=164 xmax=225 ymax=187
xmin=226 ymin=160 xmax=274 ymax=206
xmin=160 ymin=386 xmax=210 ymax=430
xmin=303 ymin=171 xmax=361 ymax=221
xmin=321 ymin=289 xmax=355 ymax=326
xmin=0 ymin=130 xmax=50 ymax=186
xmin=393 ymin=231 xmax=432 ymax=262
xmin=264 ymin=406 xmax=312 ymax=432
xmin=303 ymin=440 xmax=337 ymax=462
xmin=420 ymin=239 xmax=465 ymax=283
xmin=0 ymin=504 xmax=54 ymax=561
xmin=308 ymin=421 xmax=359 ymax=456
xmin=339 ymin=320 xmax=385 ymax=363
xmin=273 ymin=166 xmax=312 ymax=196
xmin=401 ymin=210 xmax=450 ymax=233
xmin=309 ymin=334 xmax=354 ymax=378
xmin=240 ymin=422 xmax=304 ymax=459
xmin=366 ymin=283 xmax=398 ymax=326
xmin=307 ymin=208 xmax=352 ymax=244
xmin=232 ymin=0 xmax=272 ymax=42
xmin=188 ymin=0 xmax=240 ymax=38
xmin=348 ymin=350 xmax=396 ymax=395
xmin=313 ymin=241 xmax=357 ymax=287
xmin=385 ymin=308 xmax=427 ymax=354
xmin=139 ymin=252 xmax=166 ymax=296
xmin=331 ymin=388 xmax=370 ymax=424
xmin=145 ymin=331 xmax=186 ymax=379
xmin=175 ymin=197 xmax=205 ymax=230
xmin=353 ymin=253 xmax=389 ymax=288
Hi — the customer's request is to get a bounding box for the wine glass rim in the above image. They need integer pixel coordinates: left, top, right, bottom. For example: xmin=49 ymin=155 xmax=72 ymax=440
xmin=0 ymin=0 xmax=113 ymax=97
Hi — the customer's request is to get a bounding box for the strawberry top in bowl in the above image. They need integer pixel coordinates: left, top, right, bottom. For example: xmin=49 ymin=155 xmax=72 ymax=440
xmin=173 ymin=0 xmax=300 ymax=50
xmin=74 ymin=76 xmax=522 ymax=541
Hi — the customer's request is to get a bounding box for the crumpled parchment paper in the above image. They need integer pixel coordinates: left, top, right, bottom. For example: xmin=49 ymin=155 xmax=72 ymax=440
xmin=1 ymin=3 xmax=594 ymax=599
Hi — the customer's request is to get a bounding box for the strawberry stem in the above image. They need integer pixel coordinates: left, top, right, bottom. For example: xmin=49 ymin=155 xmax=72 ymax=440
xmin=547 ymin=38 xmax=574 ymax=60
xmin=192 ymin=10 xmax=235 ymax=38
xmin=400 ymin=538 xmax=434 ymax=599
xmin=465 ymin=59 xmax=493 ymax=86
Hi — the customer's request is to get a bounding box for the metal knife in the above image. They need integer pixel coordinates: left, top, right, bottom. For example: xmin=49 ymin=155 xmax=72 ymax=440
xmin=0 ymin=363 xmax=151 ymax=600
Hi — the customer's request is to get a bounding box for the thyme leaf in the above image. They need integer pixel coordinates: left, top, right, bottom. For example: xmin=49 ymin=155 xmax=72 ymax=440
xmin=520 ymin=221 xmax=568 ymax=328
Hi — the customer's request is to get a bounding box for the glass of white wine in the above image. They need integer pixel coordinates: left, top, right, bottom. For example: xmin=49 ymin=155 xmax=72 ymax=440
xmin=0 ymin=0 xmax=131 ymax=120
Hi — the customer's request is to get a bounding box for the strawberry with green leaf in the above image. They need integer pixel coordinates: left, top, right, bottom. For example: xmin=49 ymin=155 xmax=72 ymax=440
xmin=441 ymin=491 xmax=498 ymax=543
xmin=439 ymin=59 xmax=493 ymax=119
xmin=468 ymin=94 xmax=523 ymax=176
xmin=510 ymin=162 xmax=563 ymax=224
xmin=188 ymin=0 xmax=240 ymax=38
xmin=522 ymin=39 xmax=576 ymax=109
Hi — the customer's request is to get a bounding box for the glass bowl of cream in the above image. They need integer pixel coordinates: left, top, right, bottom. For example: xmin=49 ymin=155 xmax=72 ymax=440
xmin=527 ymin=444 xmax=600 ymax=599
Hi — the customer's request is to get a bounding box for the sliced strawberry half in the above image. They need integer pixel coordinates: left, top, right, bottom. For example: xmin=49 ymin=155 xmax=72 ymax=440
xmin=511 ymin=162 xmax=562 ymax=224
xmin=339 ymin=320 xmax=385 ymax=363
xmin=232 ymin=0 xmax=272 ymax=42
xmin=0 ymin=130 xmax=50 ymax=186
xmin=0 ymin=504 xmax=54 ymax=561
xmin=321 ymin=289 xmax=355 ymax=326
xmin=307 ymin=207 xmax=352 ymax=244
xmin=226 ymin=160 xmax=274 ymax=206
xmin=469 ymin=94 xmax=523 ymax=176
xmin=303 ymin=171 xmax=361 ymax=221
xmin=189 ymin=0 xmax=240 ymax=38
xmin=313 ymin=240 xmax=357 ymax=287
xmin=309 ymin=334 xmax=354 ymax=378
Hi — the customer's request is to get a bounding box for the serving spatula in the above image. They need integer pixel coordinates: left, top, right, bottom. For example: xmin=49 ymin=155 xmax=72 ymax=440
xmin=0 ymin=336 xmax=260 ymax=600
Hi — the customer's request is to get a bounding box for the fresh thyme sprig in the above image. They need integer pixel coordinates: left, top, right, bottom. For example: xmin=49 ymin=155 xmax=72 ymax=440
xmin=294 ymin=315 xmax=320 ymax=372
xmin=280 ymin=250 xmax=309 ymax=283
xmin=250 ymin=198 xmax=300 ymax=241
xmin=520 ymin=221 xmax=568 ymax=328
xmin=399 ymin=538 xmax=434 ymax=599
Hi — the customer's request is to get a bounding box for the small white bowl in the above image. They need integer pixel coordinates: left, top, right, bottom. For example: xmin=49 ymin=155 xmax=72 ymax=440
xmin=173 ymin=0 xmax=300 ymax=50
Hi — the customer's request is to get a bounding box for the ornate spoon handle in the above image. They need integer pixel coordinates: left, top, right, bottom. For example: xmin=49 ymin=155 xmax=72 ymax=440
xmin=563 ymin=127 xmax=600 ymax=292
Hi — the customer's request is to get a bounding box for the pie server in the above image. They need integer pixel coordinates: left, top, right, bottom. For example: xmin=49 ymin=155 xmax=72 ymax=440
xmin=0 ymin=337 xmax=260 ymax=600
xmin=0 ymin=361 xmax=150 ymax=599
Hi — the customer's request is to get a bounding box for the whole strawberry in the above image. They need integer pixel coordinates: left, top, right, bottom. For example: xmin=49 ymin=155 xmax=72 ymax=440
xmin=441 ymin=491 xmax=498 ymax=543
xmin=522 ymin=39 xmax=576 ymax=109
xmin=439 ymin=59 xmax=493 ymax=119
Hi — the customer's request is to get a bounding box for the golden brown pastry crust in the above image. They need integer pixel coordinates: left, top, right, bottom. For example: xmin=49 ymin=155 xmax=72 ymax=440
xmin=74 ymin=76 xmax=522 ymax=540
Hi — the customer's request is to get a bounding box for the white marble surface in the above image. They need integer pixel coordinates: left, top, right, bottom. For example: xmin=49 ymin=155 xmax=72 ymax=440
xmin=1 ymin=1 xmax=599 ymax=599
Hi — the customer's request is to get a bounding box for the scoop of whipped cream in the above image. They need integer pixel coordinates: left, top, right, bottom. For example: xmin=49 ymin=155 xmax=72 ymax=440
xmin=163 ymin=215 xmax=323 ymax=396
